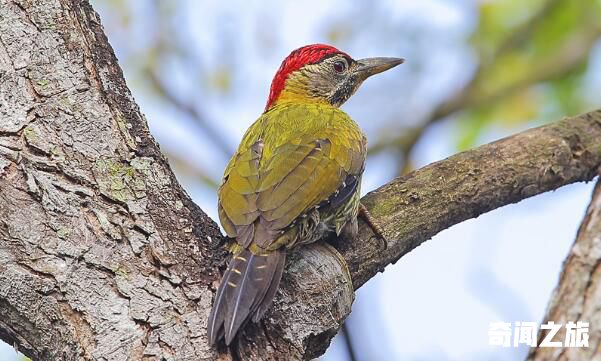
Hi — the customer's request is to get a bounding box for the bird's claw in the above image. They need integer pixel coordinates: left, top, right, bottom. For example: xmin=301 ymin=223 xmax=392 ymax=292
xmin=358 ymin=203 xmax=388 ymax=250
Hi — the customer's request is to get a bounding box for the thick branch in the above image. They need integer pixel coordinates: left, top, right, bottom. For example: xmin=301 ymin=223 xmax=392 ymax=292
xmin=0 ymin=0 xmax=229 ymax=359
xmin=526 ymin=178 xmax=601 ymax=360
xmin=349 ymin=112 xmax=601 ymax=288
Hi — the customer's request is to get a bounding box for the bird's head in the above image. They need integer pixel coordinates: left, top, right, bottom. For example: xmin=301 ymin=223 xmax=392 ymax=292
xmin=265 ymin=44 xmax=404 ymax=111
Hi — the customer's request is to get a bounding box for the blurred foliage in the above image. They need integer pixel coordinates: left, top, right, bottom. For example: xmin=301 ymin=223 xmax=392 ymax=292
xmin=91 ymin=0 xmax=601 ymax=180
xmin=457 ymin=0 xmax=601 ymax=150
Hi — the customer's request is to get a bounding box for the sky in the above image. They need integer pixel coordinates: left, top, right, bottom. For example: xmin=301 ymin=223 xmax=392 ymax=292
xmin=1 ymin=0 xmax=599 ymax=360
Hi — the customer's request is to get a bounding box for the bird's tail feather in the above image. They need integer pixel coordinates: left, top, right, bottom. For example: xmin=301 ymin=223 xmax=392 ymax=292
xmin=207 ymin=248 xmax=286 ymax=345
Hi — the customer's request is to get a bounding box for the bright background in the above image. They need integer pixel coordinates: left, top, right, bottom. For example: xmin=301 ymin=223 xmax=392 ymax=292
xmin=2 ymin=0 xmax=601 ymax=360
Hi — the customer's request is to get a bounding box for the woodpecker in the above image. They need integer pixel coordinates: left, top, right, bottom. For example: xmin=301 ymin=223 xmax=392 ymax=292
xmin=208 ymin=44 xmax=403 ymax=346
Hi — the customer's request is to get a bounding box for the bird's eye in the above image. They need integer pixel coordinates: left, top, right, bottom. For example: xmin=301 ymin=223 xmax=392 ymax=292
xmin=333 ymin=60 xmax=346 ymax=73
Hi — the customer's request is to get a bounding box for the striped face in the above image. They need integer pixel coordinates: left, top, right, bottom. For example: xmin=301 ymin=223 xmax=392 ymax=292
xmin=285 ymin=54 xmax=361 ymax=108
xmin=265 ymin=44 xmax=404 ymax=111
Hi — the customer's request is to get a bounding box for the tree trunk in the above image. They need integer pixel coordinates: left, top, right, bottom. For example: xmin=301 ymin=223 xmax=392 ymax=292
xmin=0 ymin=1 xmax=600 ymax=360
xmin=527 ymin=177 xmax=601 ymax=360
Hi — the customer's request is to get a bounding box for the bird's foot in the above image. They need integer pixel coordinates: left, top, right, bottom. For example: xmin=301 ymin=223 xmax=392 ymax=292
xmin=358 ymin=203 xmax=388 ymax=250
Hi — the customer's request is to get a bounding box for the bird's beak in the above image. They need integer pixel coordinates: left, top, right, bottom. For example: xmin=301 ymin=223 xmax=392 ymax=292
xmin=354 ymin=57 xmax=405 ymax=80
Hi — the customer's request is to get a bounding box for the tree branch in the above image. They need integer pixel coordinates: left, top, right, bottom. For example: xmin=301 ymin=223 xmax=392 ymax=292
xmin=526 ymin=177 xmax=601 ymax=360
xmin=350 ymin=111 xmax=601 ymax=288
xmin=1 ymin=1 xmax=601 ymax=360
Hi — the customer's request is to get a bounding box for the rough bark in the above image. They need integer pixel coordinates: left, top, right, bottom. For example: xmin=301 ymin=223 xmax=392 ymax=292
xmin=0 ymin=1 xmax=600 ymax=361
xmin=526 ymin=178 xmax=601 ymax=361
xmin=349 ymin=112 xmax=601 ymax=288
xmin=0 ymin=0 xmax=227 ymax=359
xmin=0 ymin=1 xmax=352 ymax=360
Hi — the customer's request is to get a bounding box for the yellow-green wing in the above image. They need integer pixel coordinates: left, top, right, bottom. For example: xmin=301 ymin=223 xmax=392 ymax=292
xmin=218 ymin=103 xmax=366 ymax=250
